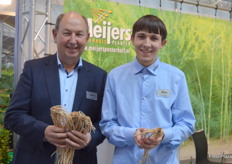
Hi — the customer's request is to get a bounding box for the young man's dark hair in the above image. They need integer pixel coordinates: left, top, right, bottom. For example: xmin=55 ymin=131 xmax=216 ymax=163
xmin=132 ymin=15 xmax=167 ymax=41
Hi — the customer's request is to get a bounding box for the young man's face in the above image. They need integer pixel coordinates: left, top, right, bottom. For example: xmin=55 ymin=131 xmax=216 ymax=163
xmin=131 ymin=31 xmax=166 ymax=67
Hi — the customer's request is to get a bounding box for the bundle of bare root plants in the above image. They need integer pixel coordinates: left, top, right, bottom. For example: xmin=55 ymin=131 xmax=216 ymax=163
xmin=137 ymin=128 xmax=163 ymax=164
xmin=50 ymin=105 xmax=96 ymax=164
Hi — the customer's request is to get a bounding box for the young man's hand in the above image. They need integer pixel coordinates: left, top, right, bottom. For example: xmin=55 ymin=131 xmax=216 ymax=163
xmin=134 ymin=128 xmax=164 ymax=150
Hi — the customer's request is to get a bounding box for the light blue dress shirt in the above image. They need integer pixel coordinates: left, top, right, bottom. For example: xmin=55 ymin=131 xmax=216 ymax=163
xmin=100 ymin=58 xmax=196 ymax=164
xmin=57 ymin=55 xmax=82 ymax=113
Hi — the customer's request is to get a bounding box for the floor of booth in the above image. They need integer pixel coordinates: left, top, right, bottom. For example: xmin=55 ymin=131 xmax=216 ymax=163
xmin=180 ymin=138 xmax=232 ymax=164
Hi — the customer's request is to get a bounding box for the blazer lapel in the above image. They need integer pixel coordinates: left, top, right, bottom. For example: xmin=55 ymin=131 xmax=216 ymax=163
xmin=44 ymin=55 xmax=61 ymax=106
xmin=72 ymin=63 xmax=89 ymax=111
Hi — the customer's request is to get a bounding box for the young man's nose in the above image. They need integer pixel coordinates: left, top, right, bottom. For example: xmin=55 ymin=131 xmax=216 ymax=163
xmin=143 ymin=38 xmax=152 ymax=47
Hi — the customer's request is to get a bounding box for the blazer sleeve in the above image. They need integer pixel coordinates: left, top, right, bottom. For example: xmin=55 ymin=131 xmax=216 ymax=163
xmin=4 ymin=60 xmax=50 ymax=145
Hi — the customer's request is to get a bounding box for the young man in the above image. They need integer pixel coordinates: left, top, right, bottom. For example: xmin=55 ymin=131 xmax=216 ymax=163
xmin=100 ymin=15 xmax=195 ymax=164
xmin=5 ymin=12 xmax=107 ymax=164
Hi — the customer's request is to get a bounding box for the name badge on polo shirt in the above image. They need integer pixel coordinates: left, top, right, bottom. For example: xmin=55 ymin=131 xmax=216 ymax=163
xmin=156 ymin=89 xmax=171 ymax=97
xmin=86 ymin=91 xmax=97 ymax=100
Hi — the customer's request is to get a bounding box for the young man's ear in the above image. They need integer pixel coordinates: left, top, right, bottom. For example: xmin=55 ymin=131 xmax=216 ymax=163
xmin=86 ymin=33 xmax=90 ymax=41
xmin=161 ymin=39 xmax=167 ymax=48
xmin=131 ymin=36 xmax=135 ymax=45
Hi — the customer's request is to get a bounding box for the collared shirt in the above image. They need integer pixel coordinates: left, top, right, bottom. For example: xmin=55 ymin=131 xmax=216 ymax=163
xmin=57 ymin=54 xmax=83 ymax=113
xmin=100 ymin=58 xmax=195 ymax=164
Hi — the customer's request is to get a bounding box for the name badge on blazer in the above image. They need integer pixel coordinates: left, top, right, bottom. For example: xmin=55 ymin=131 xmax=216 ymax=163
xmin=86 ymin=91 xmax=97 ymax=101
xmin=156 ymin=89 xmax=171 ymax=97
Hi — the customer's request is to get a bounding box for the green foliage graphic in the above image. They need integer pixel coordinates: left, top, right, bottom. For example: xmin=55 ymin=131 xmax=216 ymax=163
xmin=65 ymin=0 xmax=232 ymax=139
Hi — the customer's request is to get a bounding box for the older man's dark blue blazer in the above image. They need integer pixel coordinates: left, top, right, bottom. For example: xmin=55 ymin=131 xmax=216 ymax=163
xmin=5 ymin=54 xmax=107 ymax=164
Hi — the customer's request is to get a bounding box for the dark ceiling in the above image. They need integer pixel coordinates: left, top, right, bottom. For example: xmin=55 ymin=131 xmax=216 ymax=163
xmin=0 ymin=14 xmax=14 ymax=27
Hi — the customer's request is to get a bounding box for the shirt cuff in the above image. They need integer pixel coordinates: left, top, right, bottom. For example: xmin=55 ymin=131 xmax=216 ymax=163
xmin=162 ymin=128 xmax=173 ymax=143
xmin=125 ymin=128 xmax=137 ymax=145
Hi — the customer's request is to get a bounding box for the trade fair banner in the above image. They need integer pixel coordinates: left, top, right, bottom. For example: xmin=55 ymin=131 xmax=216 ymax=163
xmin=64 ymin=0 xmax=232 ymax=156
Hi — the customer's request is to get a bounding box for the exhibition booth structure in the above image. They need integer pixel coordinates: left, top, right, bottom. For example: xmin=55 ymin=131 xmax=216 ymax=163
xmin=0 ymin=0 xmax=231 ymax=163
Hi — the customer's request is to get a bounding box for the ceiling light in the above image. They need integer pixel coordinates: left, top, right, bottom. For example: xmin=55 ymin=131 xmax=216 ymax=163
xmin=0 ymin=0 xmax=12 ymax=5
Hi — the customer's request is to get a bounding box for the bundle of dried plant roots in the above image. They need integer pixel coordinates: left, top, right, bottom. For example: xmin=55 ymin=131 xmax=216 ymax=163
xmin=137 ymin=127 xmax=163 ymax=164
xmin=50 ymin=105 xmax=95 ymax=164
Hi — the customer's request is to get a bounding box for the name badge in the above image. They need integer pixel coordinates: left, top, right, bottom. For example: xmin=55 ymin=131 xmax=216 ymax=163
xmin=156 ymin=89 xmax=170 ymax=97
xmin=86 ymin=91 xmax=98 ymax=100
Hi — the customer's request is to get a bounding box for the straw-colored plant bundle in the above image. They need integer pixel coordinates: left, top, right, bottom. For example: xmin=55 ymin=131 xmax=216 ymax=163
xmin=137 ymin=127 xmax=163 ymax=164
xmin=50 ymin=105 xmax=95 ymax=164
